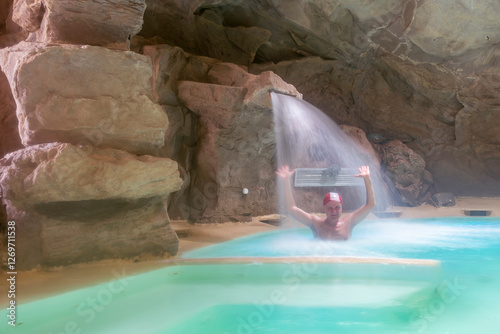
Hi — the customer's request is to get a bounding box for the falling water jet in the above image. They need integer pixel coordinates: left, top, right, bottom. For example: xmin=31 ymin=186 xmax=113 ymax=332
xmin=271 ymin=92 xmax=396 ymax=221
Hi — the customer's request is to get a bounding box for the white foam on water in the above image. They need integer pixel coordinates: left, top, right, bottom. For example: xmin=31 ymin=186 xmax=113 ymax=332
xmin=263 ymin=219 xmax=500 ymax=260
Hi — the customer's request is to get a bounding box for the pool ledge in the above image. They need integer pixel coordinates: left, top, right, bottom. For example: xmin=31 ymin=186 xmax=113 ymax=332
xmin=163 ymin=256 xmax=441 ymax=267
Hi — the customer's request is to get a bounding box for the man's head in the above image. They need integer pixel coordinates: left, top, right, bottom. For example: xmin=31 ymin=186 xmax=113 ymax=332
xmin=323 ymin=192 xmax=342 ymax=206
xmin=323 ymin=192 xmax=342 ymax=222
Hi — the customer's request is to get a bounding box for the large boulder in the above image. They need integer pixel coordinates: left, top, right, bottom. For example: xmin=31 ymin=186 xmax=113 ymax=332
xmin=13 ymin=0 xmax=146 ymax=49
xmin=3 ymin=197 xmax=178 ymax=269
xmin=0 ymin=143 xmax=183 ymax=269
xmin=0 ymin=143 xmax=183 ymax=208
xmin=0 ymin=42 xmax=168 ymax=155
xmin=379 ymin=140 xmax=433 ymax=206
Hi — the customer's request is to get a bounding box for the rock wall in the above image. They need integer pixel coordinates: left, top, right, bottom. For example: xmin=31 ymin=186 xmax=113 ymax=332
xmin=139 ymin=0 xmax=500 ymax=197
xmin=2 ymin=0 xmax=500 ymax=268
xmin=0 ymin=0 xmax=182 ymax=269
xmin=141 ymin=45 xmax=302 ymax=222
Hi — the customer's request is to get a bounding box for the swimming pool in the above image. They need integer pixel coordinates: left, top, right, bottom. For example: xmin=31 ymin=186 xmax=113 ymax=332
xmin=2 ymin=217 xmax=499 ymax=333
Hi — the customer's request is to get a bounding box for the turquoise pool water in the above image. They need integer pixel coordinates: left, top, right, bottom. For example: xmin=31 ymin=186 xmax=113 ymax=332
xmin=180 ymin=217 xmax=500 ymax=333
xmin=2 ymin=217 xmax=499 ymax=333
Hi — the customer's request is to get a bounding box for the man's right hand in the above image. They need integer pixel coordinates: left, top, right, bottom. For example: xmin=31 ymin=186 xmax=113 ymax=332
xmin=276 ymin=165 xmax=295 ymax=180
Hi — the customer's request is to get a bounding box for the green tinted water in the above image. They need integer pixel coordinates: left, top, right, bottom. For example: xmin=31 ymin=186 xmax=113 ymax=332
xmin=166 ymin=304 xmax=410 ymax=334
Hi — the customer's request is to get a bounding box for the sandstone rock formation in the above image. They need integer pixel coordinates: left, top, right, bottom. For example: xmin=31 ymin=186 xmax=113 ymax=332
xmin=13 ymin=0 xmax=146 ymax=49
xmin=143 ymin=45 xmax=301 ymax=222
xmin=156 ymin=0 xmax=498 ymax=198
xmin=0 ymin=143 xmax=182 ymax=207
xmin=0 ymin=136 xmax=183 ymax=270
xmin=0 ymin=0 xmax=183 ymax=269
xmin=2 ymin=0 xmax=500 ymax=269
xmin=0 ymin=42 xmax=168 ymax=155
xmin=0 ymin=0 xmax=27 ymax=49
xmin=378 ymin=139 xmax=432 ymax=206
xmin=5 ymin=196 xmax=178 ymax=268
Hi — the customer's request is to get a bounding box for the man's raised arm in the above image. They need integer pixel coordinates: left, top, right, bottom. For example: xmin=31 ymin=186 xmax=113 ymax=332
xmin=276 ymin=166 xmax=317 ymax=227
xmin=348 ymin=165 xmax=376 ymax=228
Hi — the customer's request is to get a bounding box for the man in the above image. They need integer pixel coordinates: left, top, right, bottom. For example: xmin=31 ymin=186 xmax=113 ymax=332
xmin=275 ymin=165 xmax=376 ymax=240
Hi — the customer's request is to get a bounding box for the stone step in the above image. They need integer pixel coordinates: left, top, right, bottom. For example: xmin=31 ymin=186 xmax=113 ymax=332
xmin=170 ymin=221 xmax=191 ymax=238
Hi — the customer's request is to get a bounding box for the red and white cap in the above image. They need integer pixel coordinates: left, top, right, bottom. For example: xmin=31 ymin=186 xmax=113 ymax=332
xmin=323 ymin=192 xmax=342 ymax=206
